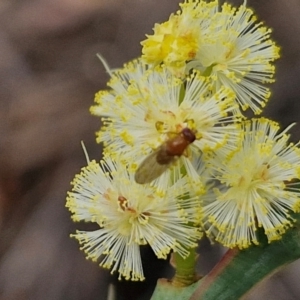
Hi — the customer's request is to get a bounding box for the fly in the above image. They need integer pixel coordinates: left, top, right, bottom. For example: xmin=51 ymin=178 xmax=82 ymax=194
xmin=134 ymin=127 xmax=196 ymax=184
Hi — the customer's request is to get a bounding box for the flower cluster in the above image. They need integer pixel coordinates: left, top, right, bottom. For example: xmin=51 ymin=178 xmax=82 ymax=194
xmin=141 ymin=0 xmax=280 ymax=115
xmin=66 ymin=0 xmax=300 ymax=281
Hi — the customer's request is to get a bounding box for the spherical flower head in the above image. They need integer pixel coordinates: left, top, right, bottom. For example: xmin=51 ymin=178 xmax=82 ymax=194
xmin=66 ymin=157 xmax=202 ymax=281
xmin=141 ymin=0 xmax=280 ymax=114
xmin=202 ymin=118 xmax=300 ymax=249
xmin=141 ymin=1 xmax=211 ymax=75
xmin=91 ymin=59 xmax=240 ymax=188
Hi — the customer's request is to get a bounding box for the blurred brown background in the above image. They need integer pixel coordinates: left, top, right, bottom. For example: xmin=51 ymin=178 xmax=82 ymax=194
xmin=0 ymin=0 xmax=300 ymax=299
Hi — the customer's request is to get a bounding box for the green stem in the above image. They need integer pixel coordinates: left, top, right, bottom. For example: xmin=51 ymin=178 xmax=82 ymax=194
xmin=172 ymin=248 xmax=198 ymax=287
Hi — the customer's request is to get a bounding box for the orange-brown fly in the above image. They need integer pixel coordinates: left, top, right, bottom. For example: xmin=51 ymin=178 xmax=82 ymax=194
xmin=134 ymin=127 xmax=196 ymax=184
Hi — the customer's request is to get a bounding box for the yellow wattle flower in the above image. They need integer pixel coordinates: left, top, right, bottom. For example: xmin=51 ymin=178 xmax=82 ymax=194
xmin=66 ymin=157 xmax=202 ymax=281
xmin=202 ymin=118 xmax=300 ymax=249
xmin=141 ymin=0 xmax=280 ymax=114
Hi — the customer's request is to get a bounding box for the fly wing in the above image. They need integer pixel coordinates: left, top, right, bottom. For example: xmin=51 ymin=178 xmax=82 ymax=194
xmin=134 ymin=148 xmax=175 ymax=184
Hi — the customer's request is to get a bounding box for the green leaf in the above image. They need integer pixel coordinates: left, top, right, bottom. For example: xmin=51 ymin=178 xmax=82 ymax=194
xmin=191 ymin=226 xmax=300 ymax=300
xmin=151 ymin=225 xmax=300 ymax=300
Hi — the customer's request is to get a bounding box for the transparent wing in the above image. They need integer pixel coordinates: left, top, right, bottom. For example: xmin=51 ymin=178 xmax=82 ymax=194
xmin=134 ymin=149 xmax=174 ymax=184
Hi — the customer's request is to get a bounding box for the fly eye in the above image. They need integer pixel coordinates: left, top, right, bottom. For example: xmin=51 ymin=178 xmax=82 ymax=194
xmin=181 ymin=128 xmax=196 ymax=143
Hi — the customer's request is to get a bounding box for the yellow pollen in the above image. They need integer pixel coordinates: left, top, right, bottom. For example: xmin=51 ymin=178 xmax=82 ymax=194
xmin=155 ymin=121 xmax=165 ymax=132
